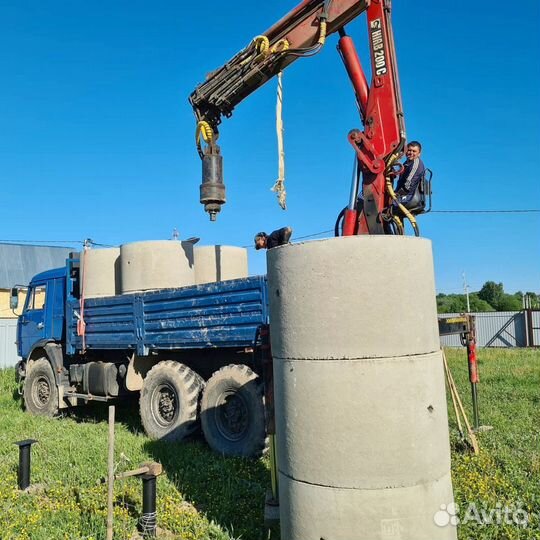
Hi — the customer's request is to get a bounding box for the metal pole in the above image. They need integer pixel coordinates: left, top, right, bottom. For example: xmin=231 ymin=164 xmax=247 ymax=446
xmin=470 ymin=380 xmax=480 ymax=430
xmin=465 ymin=319 xmax=480 ymax=430
xmin=462 ymin=272 xmax=471 ymax=313
xmin=526 ymin=308 xmax=534 ymax=348
xmin=106 ymin=406 xmax=115 ymax=540
xmin=140 ymin=475 xmax=157 ymax=538
xmin=14 ymin=439 xmax=38 ymax=490
xmin=260 ymin=324 xmax=279 ymax=504
xmin=347 ymin=153 xmax=360 ymax=211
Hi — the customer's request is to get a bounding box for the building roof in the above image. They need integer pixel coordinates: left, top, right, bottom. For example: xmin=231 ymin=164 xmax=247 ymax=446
xmin=0 ymin=243 xmax=74 ymax=289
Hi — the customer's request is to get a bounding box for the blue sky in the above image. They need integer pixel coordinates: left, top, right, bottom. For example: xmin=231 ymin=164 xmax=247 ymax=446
xmin=1 ymin=1 xmax=539 ymax=294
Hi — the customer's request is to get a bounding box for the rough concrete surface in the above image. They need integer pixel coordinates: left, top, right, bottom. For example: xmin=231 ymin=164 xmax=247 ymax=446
xmin=194 ymin=245 xmax=248 ymax=284
xmin=267 ymin=236 xmax=440 ymax=359
xmin=274 ymin=351 xmax=451 ymax=488
xmin=267 ymin=236 xmax=456 ymax=540
xmin=120 ymin=240 xmax=194 ymax=293
xmin=278 ymin=471 xmax=457 ymax=540
xmin=81 ymin=247 xmax=121 ymax=298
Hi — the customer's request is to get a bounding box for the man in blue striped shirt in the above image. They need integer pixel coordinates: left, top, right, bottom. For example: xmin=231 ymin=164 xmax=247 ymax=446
xmin=391 ymin=140 xmax=425 ymax=212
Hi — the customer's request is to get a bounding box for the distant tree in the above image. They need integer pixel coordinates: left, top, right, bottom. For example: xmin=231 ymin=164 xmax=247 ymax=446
xmin=497 ymin=294 xmax=523 ymax=311
xmin=437 ymin=294 xmax=467 ymax=313
xmin=437 ymin=293 xmax=494 ymax=313
xmin=478 ymin=281 xmax=504 ymax=309
xmin=439 ymin=283 xmax=537 ymax=312
xmin=468 ymin=294 xmax=495 ymax=312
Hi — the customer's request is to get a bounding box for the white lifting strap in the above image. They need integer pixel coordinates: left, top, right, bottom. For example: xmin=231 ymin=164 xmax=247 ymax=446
xmin=271 ymin=71 xmax=287 ymax=210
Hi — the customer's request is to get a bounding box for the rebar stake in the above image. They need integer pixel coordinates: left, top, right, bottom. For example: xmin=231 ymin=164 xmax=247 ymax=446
xmin=14 ymin=439 xmax=38 ymax=490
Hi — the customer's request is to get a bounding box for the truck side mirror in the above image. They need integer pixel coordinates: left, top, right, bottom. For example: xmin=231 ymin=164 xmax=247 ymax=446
xmin=10 ymin=287 xmax=19 ymax=310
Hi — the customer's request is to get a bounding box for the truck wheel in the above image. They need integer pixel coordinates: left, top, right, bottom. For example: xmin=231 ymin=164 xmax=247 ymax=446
xmin=201 ymin=364 xmax=266 ymax=458
xmin=140 ymin=361 xmax=203 ymax=442
xmin=23 ymin=358 xmax=59 ymax=417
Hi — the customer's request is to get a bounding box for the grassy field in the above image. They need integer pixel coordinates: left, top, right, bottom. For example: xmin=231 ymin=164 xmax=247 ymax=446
xmin=445 ymin=348 xmax=539 ymax=539
xmin=0 ymin=348 xmax=538 ymax=539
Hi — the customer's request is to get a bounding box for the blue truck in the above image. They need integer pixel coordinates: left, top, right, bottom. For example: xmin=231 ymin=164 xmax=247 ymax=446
xmin=12 ymin=255 xmax=270 ymax=457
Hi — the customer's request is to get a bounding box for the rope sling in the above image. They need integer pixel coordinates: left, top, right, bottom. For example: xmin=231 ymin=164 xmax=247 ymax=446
xmin=271 ymin=71 xmax=287 ymax=210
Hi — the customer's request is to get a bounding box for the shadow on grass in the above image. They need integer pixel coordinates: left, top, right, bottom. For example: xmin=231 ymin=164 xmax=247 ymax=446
xmin=144 ymin=438 xmax=270 ymax=540
xmin=58 ymin=396 xmax=272 ymax=538
xmin=64 ymin=395 xmax=144 ymax=435
xmin=12 ymin=387 xmax=22 ymax=403
xmin=450 ymin=437 xmax=477 ymax=455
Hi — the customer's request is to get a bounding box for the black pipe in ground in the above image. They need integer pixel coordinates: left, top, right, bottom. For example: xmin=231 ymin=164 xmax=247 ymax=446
xmin=14 ymin=439 xmax=38 ymax=490
xmin=140 ymin=474 xmax=157 ymax=537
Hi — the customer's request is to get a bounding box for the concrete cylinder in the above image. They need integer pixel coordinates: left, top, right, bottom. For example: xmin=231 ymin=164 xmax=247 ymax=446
xmin=267 ymin=236 xmax=456 ymax=540
xmin=120 ymin=240 xmax=195 ymax=294
xmin=194 ymin=245 xmax=248 ymax=285
xmin=80 ymin=248 xmax=121 ymax=298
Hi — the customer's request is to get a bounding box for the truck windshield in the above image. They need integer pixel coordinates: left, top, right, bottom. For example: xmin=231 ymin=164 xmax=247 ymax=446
xmin=25 ymin=285 xmax=47 ymax=311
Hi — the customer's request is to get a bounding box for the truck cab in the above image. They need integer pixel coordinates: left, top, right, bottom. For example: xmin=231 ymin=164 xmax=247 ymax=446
xmin=17 ymin=267 xmax=66 ymax=360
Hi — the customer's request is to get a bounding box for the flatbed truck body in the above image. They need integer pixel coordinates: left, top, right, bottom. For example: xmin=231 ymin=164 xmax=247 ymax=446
xmin=15 ymin=257 xmax=271 ymax=457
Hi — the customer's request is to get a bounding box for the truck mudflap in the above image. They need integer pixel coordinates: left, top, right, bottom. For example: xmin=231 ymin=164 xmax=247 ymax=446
xmin=15 ymin=360 xmax=25 ymax=385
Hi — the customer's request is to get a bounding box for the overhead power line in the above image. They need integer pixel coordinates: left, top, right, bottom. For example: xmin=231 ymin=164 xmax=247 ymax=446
xmin=292 ymin=229 xmax=333 ymax=240
xmin=3 ymin=208 xmax=539 ymax=251
xmin=246 ymin=209 xmax=539 ymax=248
xmin=0 ymin=239 xmax=82 ymax=245
xmin=243 ymin=229 xmax=332 ymax=248
xmin=0 ymin=239 xmax=114 ymax=247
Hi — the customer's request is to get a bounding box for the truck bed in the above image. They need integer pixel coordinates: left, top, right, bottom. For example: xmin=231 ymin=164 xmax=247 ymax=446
xmin=66 ymin=276 xmax=268 ymax=356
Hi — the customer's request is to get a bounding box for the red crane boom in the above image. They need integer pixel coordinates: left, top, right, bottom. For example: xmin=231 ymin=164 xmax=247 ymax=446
xmin=189 ymin=0 xmax=409 ymax=235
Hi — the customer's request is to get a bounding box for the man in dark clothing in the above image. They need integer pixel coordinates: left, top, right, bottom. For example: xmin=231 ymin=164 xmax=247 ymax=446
xmin=254 ymin=227 xmax=293 ymax=250
xmin=390 ymin=140 xmax=426 ymax=213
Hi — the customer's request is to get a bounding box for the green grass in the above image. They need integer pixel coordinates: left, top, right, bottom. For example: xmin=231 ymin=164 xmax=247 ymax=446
xmin=445 ymin=348 xmax=540 ymax=539
xmin=0 ymin=375 xmax=269 ymax=540
xmin=0 ymin=348 xmax=538 ymax=539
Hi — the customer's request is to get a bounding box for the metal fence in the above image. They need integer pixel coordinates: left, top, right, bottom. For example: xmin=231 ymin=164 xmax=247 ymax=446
xmin=439 ymin=310 xmax=539 ymax=348
xmin=0 ymin=318 xmax=19 ymax=368
xmin=0 ymin=311 xmax=537 ymax=368
xmin=529 ymin=310 xmax=540 ymax=347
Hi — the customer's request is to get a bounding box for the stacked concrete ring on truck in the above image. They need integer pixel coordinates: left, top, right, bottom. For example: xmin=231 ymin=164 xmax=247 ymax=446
xmin=16 ymin=240 xmax=271 ymax=457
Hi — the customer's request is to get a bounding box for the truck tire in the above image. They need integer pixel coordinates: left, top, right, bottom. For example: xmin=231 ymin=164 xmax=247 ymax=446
xmin=140 ymin=361 xmax=203 ymax=442
xmin=201 ymin=364 xmax=266 ymax=458
xmin=23 ymin=357 xmax=59 ymax=417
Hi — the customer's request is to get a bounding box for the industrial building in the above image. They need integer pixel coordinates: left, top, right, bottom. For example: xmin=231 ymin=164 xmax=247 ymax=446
xmin=0 ymin=243 xmax=73 ymax=367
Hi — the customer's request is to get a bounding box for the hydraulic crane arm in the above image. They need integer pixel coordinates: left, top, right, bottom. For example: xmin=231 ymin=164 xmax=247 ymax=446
xmin=189 ymin=0 xmax=407 ymax=235
xmin=190 ymin=0 xmax=368 ymax=136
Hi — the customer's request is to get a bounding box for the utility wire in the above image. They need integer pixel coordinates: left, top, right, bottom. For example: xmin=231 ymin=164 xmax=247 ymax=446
xmin=246 ymin=209 xmax=540 ymax=247
xmin=243 ymin=229 xmax=332 ymax=248
xmin=0 ymin=239 xmax=83 ymax=244
xmin=0 ymin=239 xmax=114 ymax=248
xmin=293 ymin=229 xmax=333 ymax=240
xmin=89 ymin=242 xmax=115 ymax=247
xmin=3 ymin=209 xmax=539 ymax=250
